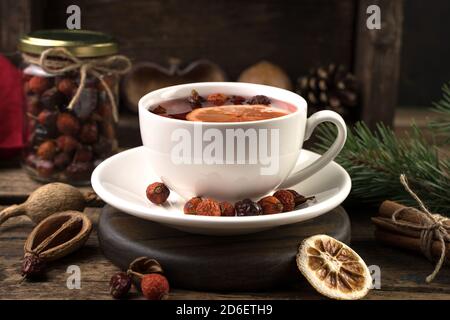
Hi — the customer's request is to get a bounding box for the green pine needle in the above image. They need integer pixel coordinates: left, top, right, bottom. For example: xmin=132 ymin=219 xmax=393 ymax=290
xmin=312 ymin=82 xmax=450 ymax=213
xmin=430 ymin=82 xmax=450 ymax=141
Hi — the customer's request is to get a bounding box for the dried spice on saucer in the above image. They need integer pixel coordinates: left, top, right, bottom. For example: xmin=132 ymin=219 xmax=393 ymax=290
xmin=180 ymin=190 xmax=315 ymax=217
xmin=146 ymin=182 xmax=170 ymax=205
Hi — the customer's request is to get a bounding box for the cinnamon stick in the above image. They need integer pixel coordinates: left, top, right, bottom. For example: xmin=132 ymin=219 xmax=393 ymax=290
xmin=374 ymin=229 xmax=450 ymax=264
xmin=371 ymin=217 xmax=422 ymax=238
xmin=373 ymin=216 xmax=450 ymax=246
xmin=379 ymin=200 xmax=450 ymax=227
xmin=374 ymin=201 xmax=450 ymax=261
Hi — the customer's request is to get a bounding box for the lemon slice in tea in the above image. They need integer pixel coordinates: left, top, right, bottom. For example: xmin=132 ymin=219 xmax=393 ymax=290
xmin=186 ymin=105 xmax=289 ymax=122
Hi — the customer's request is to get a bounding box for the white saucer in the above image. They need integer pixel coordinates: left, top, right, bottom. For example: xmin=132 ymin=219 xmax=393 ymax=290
xmin=91 ymin=147 xmax=351 ymax=235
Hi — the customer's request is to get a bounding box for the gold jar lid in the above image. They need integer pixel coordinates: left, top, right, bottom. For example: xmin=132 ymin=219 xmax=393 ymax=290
xmin=19 ymin=29 xmax=118 ymax=57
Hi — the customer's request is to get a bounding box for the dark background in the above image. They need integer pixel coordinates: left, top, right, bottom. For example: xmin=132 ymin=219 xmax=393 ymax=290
xmin=399 ymin=0 xmax=450 ymax=106
xmin=2 ymin=0 xmax=449 ymax=108
xmin=41 ymin=0 xmax=356 ymax=81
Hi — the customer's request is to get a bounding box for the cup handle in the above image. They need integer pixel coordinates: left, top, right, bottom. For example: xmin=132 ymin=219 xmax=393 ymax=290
xmin=279 ymin=110 xmax=347 ymax=189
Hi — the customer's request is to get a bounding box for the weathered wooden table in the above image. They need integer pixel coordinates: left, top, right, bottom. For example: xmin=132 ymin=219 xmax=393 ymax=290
xmin=1 ymin=167 xmax=449 ymax=300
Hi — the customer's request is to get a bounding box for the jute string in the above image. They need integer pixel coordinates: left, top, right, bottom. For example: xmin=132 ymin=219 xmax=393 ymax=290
xmin=22 ymin=47 xmax=132 ymax=122
xmin=391 ymin=174 xmax=450 ymax=282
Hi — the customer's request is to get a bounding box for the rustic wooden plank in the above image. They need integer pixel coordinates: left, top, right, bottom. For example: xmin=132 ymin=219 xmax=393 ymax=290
xmin=0 ymin=167 xmax=93 ymax=203
xmin=0 ymin=0 xmax=45 ymax=55
xmin=354 ymin=0 xmax=404 ymax=128
xmin=171 ymin=289 xmax=450 ymax=300
xmin=1 ymin=205 xmax=450 ymax=299
xmin=41 ymin=0 xmax=356 ymax=80
xmin=0 ymin=0 xmax=31 ymax=53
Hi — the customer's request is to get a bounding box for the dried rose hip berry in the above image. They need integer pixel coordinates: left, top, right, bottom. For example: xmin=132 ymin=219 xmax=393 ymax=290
xmin=57 ymin=78 xmax=76 ymax=96
xmin=31 ymin=124 xmax=51 ymax=146
xmin=258 ymin=196 xmax=283 ymax=215
xmin=273 ymin=190 xmax=295 ymax=212
xmin=287 ymin=189 xmax=302 ymax=204
xmin=247 ymin=95 xmax=271 ymax=105
xmin=92 ymin=137 xmax=112 ymax=156
xmin=41 ymin=88 xmax=66 ymax=110
xmin=207 ymin=93 xmax=228 ymax=106
xmin=25 ymin=154 xmax=38 ymax=168
xmin=101 ymin=122 xmax=115 ymax=140
xmin=65 ymin=162 xmax=94 ymax=180
xmin=230 ymin=95 xmax=246 ymax=105
xmin=235 ymin=199 xmax=262 ymax=216
xmin=196 ymin=198 xmax=221 ymax=216
xmin=23 ymin=73 xmax=32 ymax=81
xmin=146 ymin=182 xmax=170 ymax=205
xmin=141 ymin=273 xmax=170 ymax=300
xmin=170 ymin=112 xmax=190 ymax=120
xmin=287 ymin=190 xmax=315 ymax=207
xmin=151 ymin=105 xmax=167 ymax=115
xmin=56 ymin=135 xmax=79 ymax=154
xmin=80 ymin=122 xmax=99 ymax=144
xmin=23 ymin=81 xmax=31 ymax=94
xmin=187 ymin=89 xmax=205 ymax=108
xmin=36 ymin=140 xmax=57 ymax=160
xmin=184 ymin=197 xmax=202 ymax=215
xmin=22 ymin=253 xmax=46 ymax=279
xmin=27 ymin=96 xmax=42 ymax=115
xmin=57 ymin=113 xmax=80 ymax=136
xmin=29 ymin=76 xmax=50 ymax=94
xmin=93 ymin=137 xmax=113 ymax=158
xmin=98 ymin=74 xmax=117 ymax=92
xmin=110 ymin=272 xmax=132 ymax=299
xmin=96 ymin=103 xmax=113 ymax=119
xmin=53 ymin=152 xmax=71 ymax=169
xmin=220 ymin=201 xmax=235 ymax=216
xmin=73 ymin=147 xmax=93 ymax=163
xmin=36 ymin=159 xmax=55 ymax=178
xmin=37 ymin=109 xmax=57 ymax=127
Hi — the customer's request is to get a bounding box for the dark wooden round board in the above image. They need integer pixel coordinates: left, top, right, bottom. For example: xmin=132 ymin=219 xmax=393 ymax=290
xmin=98 ymin=205 xmax=351 ymax=291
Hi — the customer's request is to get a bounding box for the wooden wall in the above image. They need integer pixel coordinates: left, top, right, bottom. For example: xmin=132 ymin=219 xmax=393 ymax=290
xmin=40 ymin=0 xmax=357 ymax=80
xmin=0 ymin=0 xmax=40 ymax=55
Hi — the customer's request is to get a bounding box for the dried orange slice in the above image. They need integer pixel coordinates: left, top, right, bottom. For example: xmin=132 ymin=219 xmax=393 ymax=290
xmin=186 ymin=105 xmax=289 ymax=122
xmin=297 ymin=234 xmax=371 ymax=300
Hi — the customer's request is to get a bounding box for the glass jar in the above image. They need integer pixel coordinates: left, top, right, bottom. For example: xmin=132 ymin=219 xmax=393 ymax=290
xmin=19 ymin=30 xmax=122 ymax=185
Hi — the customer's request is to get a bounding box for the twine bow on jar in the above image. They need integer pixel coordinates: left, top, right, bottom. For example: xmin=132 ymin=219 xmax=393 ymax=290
xmin=23 ymin=47 xmax=132 ymax=122
xmin=391 ymin=174 xmax=450 ymax=283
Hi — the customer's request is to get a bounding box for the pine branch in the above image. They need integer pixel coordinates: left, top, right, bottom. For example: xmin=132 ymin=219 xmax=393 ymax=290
xmin=430 ymin=82 xmax=450 ymax=141
xmin=312 ymin=122 xmax=450 ymax=213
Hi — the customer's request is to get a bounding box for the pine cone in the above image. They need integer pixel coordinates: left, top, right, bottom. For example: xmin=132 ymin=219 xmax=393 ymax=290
xmin=296 ymin=64 xmax=359 ymax=121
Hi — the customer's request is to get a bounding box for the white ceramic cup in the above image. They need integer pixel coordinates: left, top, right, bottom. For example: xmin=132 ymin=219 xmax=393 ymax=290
xmin=139 ymin=82 xmax=346 ymax=202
